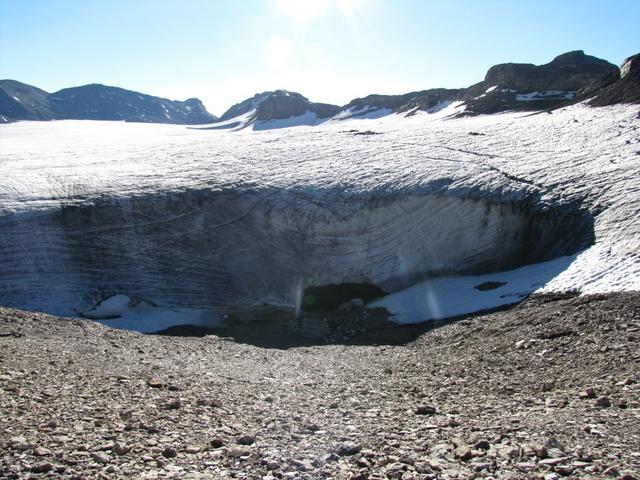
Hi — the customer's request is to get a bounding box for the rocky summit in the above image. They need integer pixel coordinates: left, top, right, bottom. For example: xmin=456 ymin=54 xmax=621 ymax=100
xmin=589 ymin=53 xmax=640 ymax=106
xmin=1 ymin=293 xmax=638 ymax=479
xmin=217 ymin=90 xmax=340 ymax=124
xmin=463 ymin=50 xmax=620 ymax=114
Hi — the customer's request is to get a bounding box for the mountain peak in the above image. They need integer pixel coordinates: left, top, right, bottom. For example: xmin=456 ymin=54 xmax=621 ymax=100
xmin=218 ymin=90 xmax=339 ymax=125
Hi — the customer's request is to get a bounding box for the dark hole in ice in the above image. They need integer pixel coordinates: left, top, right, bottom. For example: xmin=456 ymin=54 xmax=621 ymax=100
xmin=1 ymin=188 xmax=598 ymax=348
xmin=302 ymin=283 xmax=387 ymax=312
xmin=474 ymin=281 xmax=507 ymax=291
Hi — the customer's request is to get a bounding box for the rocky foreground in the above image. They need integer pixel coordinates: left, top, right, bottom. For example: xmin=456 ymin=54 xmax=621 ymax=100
xmin=1 ymin=293 xmax=639 ymax=479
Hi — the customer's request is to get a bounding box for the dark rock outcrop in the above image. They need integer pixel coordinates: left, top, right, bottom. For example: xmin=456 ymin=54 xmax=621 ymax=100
xmin=482 ymin=50 xmax=617 ymax=93
xmin=218 ymin=92 xmax=272 ymax=122
xmin=48 ymin=84 xmax=216 ymax=124
xmin=254 ymin=91 xmax=340 ymax=121
xmin=218 ymin=90 xmax=340 ymax=123
xmin=463 ymin=51 xmax=619 ymax=115
xmin=343 ymin=89 xmax=464 ymax=118
xmin=587 ymin=53 xmax=640 ymax=106
xmin=0 ymin=80 xmax=53 ymax=122
xmin=0 ymin=81 xmax=216 ymax=124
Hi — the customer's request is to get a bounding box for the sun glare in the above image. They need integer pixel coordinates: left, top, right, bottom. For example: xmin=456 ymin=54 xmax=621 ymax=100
xmin=263 ymin=34 xmax=293 ymax=69
xmin=274 ymin=0 xmax=364 ymax=25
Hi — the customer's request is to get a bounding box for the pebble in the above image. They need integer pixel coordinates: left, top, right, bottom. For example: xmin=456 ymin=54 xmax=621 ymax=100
xmin=539 ymin=457 xmax=566 ymax=466
xmin=555 ymin=465 xmax=574 ymax=475
xmin=455 ymin=445 xmax=473 ymax=461
xmin=91 ymin=452 xmax=110 ymax=464
xmin=473 ymin=440 xmax=491 ymax=450
xmin=112 ymin=442 xmax=130 ymax=455
xmin=541 ymin=382 xmax=554 ymax=392
xmin=547 ymin=448 xmax=566 ymax=459
xmin=227 ymin=447 xmax=249 ymax=458
xmin=1 ymin=294 xmax=639 ymax=479
xmin=210 ymin=437 xmax=225 ymax=448
xmin=33 ymin=446 xmax=51 ymax=456
xmin=166 ymin=399 xmax=181 ymax=410
xmin=596 ymin=396 xmax=612 ymax=408
xmin=415 ymin=404 xmax=437 ymax=415
xmin=619 ymin=473 xmax=638 ymax=480
xmin=236 ymin=434 xmax=255 ymax=445
xmin=579 ymin=387 xmax=597 ymax=399
xmin=162 ymin=446 xmax=178 ymax=458
xmin=336 ymin=442 xmax=361 ymax=456
xmin=32 ymin=463 xmax=54 ymax=473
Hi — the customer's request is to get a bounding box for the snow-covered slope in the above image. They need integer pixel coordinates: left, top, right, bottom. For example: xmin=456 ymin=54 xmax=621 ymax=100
xmin=203 ymin=90 xmax=340 ymax=131
xmin=0 ymin=104 xmax=638 ymax=330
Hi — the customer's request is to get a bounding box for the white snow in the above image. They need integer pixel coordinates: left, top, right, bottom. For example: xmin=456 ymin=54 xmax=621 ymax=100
xmin=82 ymin=294 xmax=219 ymax=333
xmin=621 ymin=58 xmax=632 ymax=78
xmin=82 ymin=294 xmax=132 ymax=319
xmin=516 ymin=91 xmax=576 ymax=101
xmin=331 ymin=106 xmax=393 ymax=121
xmin=371 ymin=255 xmax=578 ymax=323
xmin=194 ymin=108 xmax=257 ymax=130
xmin=0 ymin=104 xmax=638 ymax=330
xmin=253 ymin=110 xmax=324 ymax=130
xmin=404 ymin=100 xmax=465 ymax=120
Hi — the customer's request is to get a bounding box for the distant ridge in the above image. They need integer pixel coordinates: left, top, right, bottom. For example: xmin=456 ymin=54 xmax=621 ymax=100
xmin=0 ymin=81 xmax=217 ymax=124
xmin=2 ymin=50 xmax=638 ymax=126
xmin=202 ymin=50 xmax=635 ymax=130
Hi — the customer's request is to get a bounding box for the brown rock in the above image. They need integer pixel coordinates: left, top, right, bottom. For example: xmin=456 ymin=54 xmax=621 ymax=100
xmin=416 ymin=405 xmax=437 ymax=415
xmin=32 ymin=463 xmax=54 ymax=473
xmin=236 ymin=434 xmax=255 ymax=446
xmin=112 ymin=442 xmax=130 ymax=455
xmin=455 ymin=445 xmax=473 ymax=461
xmin=162 ymin=446 xmax=177 ymax=458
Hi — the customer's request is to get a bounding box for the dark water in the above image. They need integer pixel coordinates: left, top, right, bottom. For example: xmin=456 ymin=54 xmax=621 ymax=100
xmin=153 ymin=305 xmax=438 ymax=349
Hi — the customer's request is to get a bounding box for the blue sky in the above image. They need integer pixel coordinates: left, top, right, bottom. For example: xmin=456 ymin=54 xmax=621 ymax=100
xmin=1 ymin=0 xmax=638 ymax=116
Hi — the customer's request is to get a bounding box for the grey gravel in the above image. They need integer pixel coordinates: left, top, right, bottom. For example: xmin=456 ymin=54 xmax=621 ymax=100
xmin=1 ymin=292 xmax=639 ymax=478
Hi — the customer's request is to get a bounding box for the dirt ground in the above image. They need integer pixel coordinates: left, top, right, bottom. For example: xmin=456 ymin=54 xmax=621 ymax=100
xmin=1 ymin=293 xmax=639 ymax=479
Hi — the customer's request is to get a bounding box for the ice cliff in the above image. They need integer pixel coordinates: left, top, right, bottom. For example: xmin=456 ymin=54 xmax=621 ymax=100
xmin=0 ymin=104 xmax=638 ymax=329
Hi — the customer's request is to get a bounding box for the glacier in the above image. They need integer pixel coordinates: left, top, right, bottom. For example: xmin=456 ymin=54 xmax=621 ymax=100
xmin=0 ymin=104 xmax=639 ymax=331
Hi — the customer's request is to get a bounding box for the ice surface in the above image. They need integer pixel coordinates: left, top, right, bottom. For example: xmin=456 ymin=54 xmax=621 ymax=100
xmin=371 ymin=255 xmax=578 ymax=324
xmin=84 ymin=295 xmax=218 ymax=333
xmin=82 ymin=294 xmax=131 ymax=319
xmin=0 ymin=104 xmax=639 ymax=328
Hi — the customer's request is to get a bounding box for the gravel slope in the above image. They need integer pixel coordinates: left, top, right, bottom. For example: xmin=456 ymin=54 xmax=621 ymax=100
xmin=1 ymin=293 xmax=639 ymax=479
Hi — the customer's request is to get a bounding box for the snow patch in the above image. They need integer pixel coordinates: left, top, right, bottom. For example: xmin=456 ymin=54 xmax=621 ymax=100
xmin=516 ymin=91 xmax=576 ymax=101
xmin=332 ymin=106 xmax=393 ymax=121
xmin=371 ymin=255 xmax=578 ymax=324
xmin=82 ymin=294 xmax=219 ymax=333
